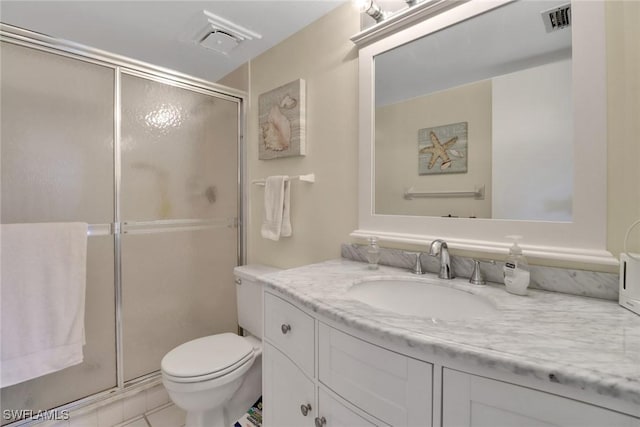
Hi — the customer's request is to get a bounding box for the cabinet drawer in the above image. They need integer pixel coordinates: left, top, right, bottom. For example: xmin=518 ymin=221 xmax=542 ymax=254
xmin=264 ymin=292 xmax=315 ymax=376
xmin=318 ymin=323 xmax=432 ymax=427
xmin=263 ymin=342 xmax=315 ymax=427
xmin=317 ymin=388 xmax=383 ymax=427
xmin=443 ymin=369 xmax=639 ymax=427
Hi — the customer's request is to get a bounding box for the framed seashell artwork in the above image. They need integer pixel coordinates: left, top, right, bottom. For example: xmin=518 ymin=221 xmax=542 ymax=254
xmin=258 ymin=79 xmax=306 ymax=159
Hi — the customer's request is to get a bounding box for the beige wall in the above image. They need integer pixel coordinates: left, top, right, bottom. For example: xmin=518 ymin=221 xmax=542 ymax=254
xmin=218 ymin=62 xmax=249 ymax=92
xmin=245 ymin=3 xmax=360 ymax=268
xmin=375 ymin=80 xmax=492 ymax=218
xmin=239 ymin=1 xmax=639 ymax=270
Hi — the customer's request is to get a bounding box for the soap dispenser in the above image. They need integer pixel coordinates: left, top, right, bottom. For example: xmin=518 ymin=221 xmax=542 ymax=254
xmin=366 ymin=236 xmax=380 ymax=270
xmin=503 ymin=235 xmax=530 ymax=295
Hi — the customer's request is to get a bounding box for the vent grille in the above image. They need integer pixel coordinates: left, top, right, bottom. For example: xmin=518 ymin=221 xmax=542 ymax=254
xmin=178 ymin=9 xmax=262 ymax=55
xmin=541 ymin=4 xmax=571 ymax=33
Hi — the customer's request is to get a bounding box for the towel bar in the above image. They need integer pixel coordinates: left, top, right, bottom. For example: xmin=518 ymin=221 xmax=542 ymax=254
xmin=404 ymin=185 xmax=485 ymax=200
xmin=252 ymin=173 xmax=315 ymax=186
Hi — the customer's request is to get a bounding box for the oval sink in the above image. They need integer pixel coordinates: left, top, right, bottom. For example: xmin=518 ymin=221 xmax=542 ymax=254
xmin=346 ymin=278 xmax=499 ymax=321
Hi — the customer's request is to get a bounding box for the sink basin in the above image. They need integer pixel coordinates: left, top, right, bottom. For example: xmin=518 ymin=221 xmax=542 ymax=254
xmin=345 ymin=278 xmax=499 ymax=321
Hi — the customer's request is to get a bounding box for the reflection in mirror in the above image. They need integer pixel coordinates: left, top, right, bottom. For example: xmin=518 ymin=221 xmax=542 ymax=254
xmin=374 ymin=0 xmax=572 ymax=221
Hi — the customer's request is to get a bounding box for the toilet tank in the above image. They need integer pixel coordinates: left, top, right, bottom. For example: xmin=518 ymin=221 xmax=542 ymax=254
xmin=234 ymin=264 xmax=281 ymax=339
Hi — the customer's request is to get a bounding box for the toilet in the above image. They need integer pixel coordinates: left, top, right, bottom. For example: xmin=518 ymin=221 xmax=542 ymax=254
xmin=161 ymin=265 xmax=280 ymax=427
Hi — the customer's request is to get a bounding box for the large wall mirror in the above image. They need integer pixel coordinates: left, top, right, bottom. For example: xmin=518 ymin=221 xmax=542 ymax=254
xmin=354 ymin=0 xmax=615 ymax=265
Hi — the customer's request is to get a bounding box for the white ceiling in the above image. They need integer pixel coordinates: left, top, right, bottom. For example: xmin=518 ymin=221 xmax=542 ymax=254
xmin=0 ymin=1 xmax=346 ymax=83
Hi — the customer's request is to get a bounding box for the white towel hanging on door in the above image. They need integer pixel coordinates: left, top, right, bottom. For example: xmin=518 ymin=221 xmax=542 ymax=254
xmin=0 ymin=222 xmax=88 ymax=387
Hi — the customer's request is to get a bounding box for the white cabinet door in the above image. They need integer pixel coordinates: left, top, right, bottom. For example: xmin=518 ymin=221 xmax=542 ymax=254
xmin=442 ymin=369 xmax=639 ymax=427
xmin=319 ymin=323 xmax=432 ymax=426
xmin=263 ymin=342 xmax=315 ymax=427
xmin=316 ymin=388 xmax=383 ymax=427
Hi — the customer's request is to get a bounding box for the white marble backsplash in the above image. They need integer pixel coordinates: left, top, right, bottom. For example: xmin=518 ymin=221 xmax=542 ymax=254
xmin=341 ymin=243 xmax=619 ymax=300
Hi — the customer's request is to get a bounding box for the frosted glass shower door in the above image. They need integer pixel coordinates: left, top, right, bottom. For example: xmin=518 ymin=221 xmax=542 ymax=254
xmin=0 ymin=42 xmax=116 ymax=421
xmin=120 ymin=73 xmax=240 ymax=381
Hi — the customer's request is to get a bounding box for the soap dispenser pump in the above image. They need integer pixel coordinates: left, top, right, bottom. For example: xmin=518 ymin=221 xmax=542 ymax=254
xmin=503 ymin=235 xmax=530 ymax=295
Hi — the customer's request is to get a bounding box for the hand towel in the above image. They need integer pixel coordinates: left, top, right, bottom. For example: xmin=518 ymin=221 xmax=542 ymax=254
xmin=1 ymin=222 xmax=88 ymax=387
xmin=281 ymin=179 xmax=292 ymax=238
xmin=261 ymin=176 xmax=292 ymax=241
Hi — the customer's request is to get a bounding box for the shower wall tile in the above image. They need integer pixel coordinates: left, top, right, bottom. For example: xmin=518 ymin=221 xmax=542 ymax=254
xmin=145 ymin=385 xmax=170 ymax=411
xmin=97 ymin=401 xmax=124 ymax=427
xmin=39 ymin=420 xmax=69 ymax=427
xmin=69 ymin=410 xmax=98 ymax=427
xmin=123 ymin=391 xmax=148 ymax=421
xmin=57 ymin=381 xmax=172 ymax=427
xmin=115 ymin=417 xmax=149 ymax=427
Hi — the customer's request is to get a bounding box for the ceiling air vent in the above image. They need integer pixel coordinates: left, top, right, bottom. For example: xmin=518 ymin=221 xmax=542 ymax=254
xmin=179 ymin=10 xmax=263 ymax=56
xmin=200 ymin=31 xmax=239 ymax=56
xmin=541 ymin=3 xmax=571 ymax=33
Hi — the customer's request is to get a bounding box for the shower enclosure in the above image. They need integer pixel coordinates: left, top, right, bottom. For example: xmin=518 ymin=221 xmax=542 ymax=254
xmin=0 ymin=25 xmax=245 ymax=425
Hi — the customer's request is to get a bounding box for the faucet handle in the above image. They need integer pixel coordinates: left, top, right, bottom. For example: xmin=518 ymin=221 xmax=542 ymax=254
xmin=404 ymin=251 xmax=424 ymax=275
xmin=469 ymin=259 xmax=496 ymax=286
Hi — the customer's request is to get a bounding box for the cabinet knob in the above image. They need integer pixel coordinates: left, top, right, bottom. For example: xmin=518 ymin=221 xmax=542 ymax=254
xmin=300 ymin=403 xmax=312 ymax=416
xmin=314 ymin=416 xmax=327 ymax=427
xmin=281 ymin=323 xmax=291 ymax=334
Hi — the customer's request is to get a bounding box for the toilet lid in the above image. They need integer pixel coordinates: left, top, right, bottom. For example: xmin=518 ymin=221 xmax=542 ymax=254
xmin=161 ymin=333 xmax=254 ymax=379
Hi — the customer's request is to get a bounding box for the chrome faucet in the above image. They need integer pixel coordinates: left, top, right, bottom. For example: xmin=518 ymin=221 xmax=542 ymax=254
xmin=428 ymin=239 xmax=454 ymax=279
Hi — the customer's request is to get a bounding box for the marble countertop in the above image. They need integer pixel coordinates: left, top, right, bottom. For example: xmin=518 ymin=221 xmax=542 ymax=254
xmin=260 ymin=259 xmax=640 ymax=406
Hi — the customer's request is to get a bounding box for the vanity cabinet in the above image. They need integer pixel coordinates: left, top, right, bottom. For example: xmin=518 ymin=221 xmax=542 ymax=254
xmin=263 ymin=292 xmax=432 ymax=427
xmin=442 ymin=369 xmax=639 ymax=427
xmin=263 ymin=288 xmax=640 ymax=427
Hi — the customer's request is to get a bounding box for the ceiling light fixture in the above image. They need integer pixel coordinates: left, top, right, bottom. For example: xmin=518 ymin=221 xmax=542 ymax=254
xmin=356 ymin=0 xmax=387 ymax=23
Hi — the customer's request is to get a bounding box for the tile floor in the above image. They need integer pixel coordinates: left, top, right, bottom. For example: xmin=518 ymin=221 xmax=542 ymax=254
xmin=40 ymin=384 xmax=185 ymax=427
xmin=36 ymin=384 xmax=257 ymax=426
xmin=117 ymin=404 xmax=185 ymax=427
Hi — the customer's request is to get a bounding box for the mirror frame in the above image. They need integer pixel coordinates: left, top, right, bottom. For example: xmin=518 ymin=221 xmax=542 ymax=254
xmin=352 ymin=0 xmax=616 ymax=266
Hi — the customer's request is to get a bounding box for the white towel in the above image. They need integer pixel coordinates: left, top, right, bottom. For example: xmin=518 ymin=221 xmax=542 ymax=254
xmin=261 ymin=176 xmax=292 ymax=241
xmin=0 ymin=222 xmax=88 ymax=387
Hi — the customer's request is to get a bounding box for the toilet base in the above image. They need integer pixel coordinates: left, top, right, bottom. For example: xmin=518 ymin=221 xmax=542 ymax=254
xmin=165 ymin=353 xmax=262 ymax=427
xmin=225 ymin=353 xmax=262 ymax=423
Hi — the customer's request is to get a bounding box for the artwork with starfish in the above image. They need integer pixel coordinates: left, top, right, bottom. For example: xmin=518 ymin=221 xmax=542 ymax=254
xmin=418 ymin=122 xmax=468 ymax=175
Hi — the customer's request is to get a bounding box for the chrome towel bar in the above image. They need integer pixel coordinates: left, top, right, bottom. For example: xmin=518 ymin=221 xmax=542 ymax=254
xmin=252 ymin=173 xmax=315 ymax=186
xmin=404 ymin=185 xmax=485 ymax=200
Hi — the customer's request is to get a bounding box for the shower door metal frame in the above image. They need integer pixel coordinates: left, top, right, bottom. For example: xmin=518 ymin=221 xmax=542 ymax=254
xmin=0 ymin=23 xmax=247 ymax=426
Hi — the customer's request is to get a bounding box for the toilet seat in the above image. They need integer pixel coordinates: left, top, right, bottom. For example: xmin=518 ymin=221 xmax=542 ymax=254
xmin=161 ymin=333 xmax=254 ymax=384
